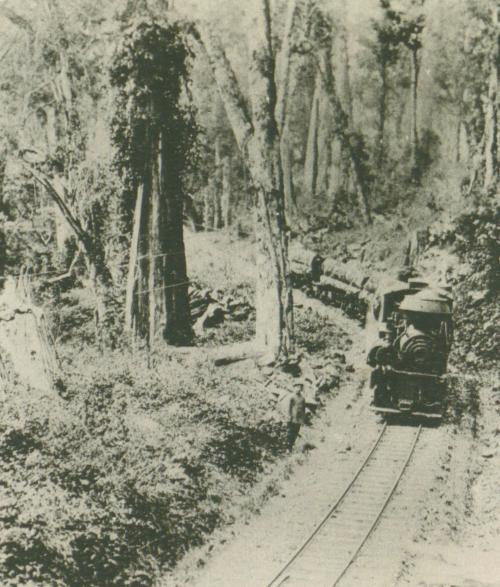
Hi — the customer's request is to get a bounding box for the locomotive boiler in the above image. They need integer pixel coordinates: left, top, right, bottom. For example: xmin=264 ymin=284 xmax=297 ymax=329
xmin=366 ymin=278 xmax=453 ymax=419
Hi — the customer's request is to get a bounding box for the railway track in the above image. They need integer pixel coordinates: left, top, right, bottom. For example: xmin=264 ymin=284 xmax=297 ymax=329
xmin=268 ymin=423 xmax=422 ymax=587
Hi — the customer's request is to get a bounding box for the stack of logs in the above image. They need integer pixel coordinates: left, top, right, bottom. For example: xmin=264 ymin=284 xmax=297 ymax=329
xmin=289 ymin=241 xmax=374 ymax=322
xmin=189 ymin=284 xmax=253 ymax=333
xmin=189 ymin=240 xmax=373 ymax=331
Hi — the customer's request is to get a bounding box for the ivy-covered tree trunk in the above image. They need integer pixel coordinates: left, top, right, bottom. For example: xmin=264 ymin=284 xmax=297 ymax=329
xmin=113 ymin=21 xmax=193 ymax=346
xmin=125 ymin=126 xmax=192 ymax=346
xmin=160 ymin=131 xmax=192 ymax=343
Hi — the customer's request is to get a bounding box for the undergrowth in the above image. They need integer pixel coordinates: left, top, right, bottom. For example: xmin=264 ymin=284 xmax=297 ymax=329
xmin=0 ymin=347 xmax=286 ymax=586
xmin=0 ymin=297 xmax=348 ymax=586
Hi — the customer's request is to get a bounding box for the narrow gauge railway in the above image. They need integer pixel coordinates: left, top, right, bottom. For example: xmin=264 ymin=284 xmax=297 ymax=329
xmin=267 ymin=423 xmax=422 ymax=587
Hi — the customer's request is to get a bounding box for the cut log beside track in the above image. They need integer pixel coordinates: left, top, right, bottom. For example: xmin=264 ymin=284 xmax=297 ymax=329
xmin=289 ymin=240 xmax=373 ymax=322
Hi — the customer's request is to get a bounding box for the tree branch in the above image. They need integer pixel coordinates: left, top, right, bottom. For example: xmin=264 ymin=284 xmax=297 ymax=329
xmin=190 ymin=22 xmax=254 ymax=153
xmin=46 ymin=249 xmax=81 ymax=284
xmin=22 ymin=161 xmax=91 ymax=251
xmin=275 ymin=0 xmax=299 ymax=135
xmin=0 ymin=5 xmax=33 ymax=33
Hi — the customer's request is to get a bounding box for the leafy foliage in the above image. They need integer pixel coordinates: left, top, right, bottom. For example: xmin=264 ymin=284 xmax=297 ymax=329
xmin=431 ymin=199 xmax=499 ymax=366
xmin=110 ymin=19 xmax=199 ymax=226
xmin=0 ymin=348 xmax=284 ymax=586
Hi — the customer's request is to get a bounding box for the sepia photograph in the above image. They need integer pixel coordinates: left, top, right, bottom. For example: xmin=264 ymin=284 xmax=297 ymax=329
xmin=0 ymin=0 xmax=498 ymax=585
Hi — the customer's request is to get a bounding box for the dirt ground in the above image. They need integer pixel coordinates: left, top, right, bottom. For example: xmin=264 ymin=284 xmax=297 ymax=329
xmin=164 ymin=290 xmax=499 ymax=587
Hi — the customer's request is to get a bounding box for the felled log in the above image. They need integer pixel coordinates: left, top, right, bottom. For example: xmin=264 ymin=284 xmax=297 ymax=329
xmin=212 ymin=341 xmax=264 ymax=366
xmin=194 ymin=303 xmax=225 ymax=334
xmin=318 ymin=275 xmax=360 ymax=296
xmin=288 ymin=240 xmax=373 ymax=322
xmin=322 ymin=257 xmax=369 ymax=290
xmin=314 ymin=276 xmax=366 ymax=321
xmin=189 ymin=282 xmax=252 ymax=330
xmin=289 ymin=241 xmax=321 ymax=274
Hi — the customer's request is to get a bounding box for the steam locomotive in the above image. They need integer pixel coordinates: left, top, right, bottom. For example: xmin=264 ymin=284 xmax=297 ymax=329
xmin=366 ymin=278 xmax=453 ymax=419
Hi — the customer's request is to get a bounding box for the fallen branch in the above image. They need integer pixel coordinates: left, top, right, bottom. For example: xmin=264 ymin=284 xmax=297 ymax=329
xmin=45 ymin=250 xmax=81 ymax=284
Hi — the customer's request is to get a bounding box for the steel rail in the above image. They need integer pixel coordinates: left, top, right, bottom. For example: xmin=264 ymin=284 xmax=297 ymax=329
xmin=267 ymin=422 xmax=388 ymax=587
xmin=331 ymin=424 xmax=422 ymax=586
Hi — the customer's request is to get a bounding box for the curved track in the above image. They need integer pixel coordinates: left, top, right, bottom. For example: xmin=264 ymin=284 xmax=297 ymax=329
xmin=268 ymin=423 xmax=422 ymax=587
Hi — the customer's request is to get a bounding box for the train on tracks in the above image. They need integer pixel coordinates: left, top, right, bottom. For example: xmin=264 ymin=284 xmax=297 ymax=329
xmin=366 ymin=277 xmax=453 ymax=419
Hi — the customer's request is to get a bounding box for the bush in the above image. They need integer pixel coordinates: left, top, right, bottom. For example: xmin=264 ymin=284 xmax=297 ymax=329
xmin=447 ymin=202 xmax=499 ymax=367
xmin=0 ymin=346 xmax=287 ymax=586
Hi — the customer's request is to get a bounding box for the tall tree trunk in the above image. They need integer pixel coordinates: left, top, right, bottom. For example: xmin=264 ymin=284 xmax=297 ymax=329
xmin=325 ymin=137 xmax=336 ymax=202
xmin=275 ymin=0 xmax=298 ymax=134
xmin=148 ymin=137 xmax=166 ymax=347
xmin=0 ymin=145 xmax=7 ymax=280
xmin=213 ymin=137 xmax=223 ymax=229
xmin=195 ymin=8 xmax=294 ymax=359
xmin=45 ymin=106 xmax=71 ymax=254
xmin=281 ymin=131 xmax=296 ymax=212
xmin=87 ymin=259 xmax=112 ymax=347
xmin=275 ymin=0 xmax=298 ymax=216
xmin=52 ymin=175 xmax=73 ymax=253
xmin=341 ymin=29 xmax=354 ymax=123
xmin=483 ymin=4 xmax=498 ymax=190
xmin=160 ymin=131 xmax=192 ymax=345
xmin=317 ymin=91 xmax=334 ymax=195
xmin=221 ymin=155 xmax=232 ymax=229
xmin=248 ymin=0 xmax=293 ymax=360
xmin=203 ymin=177 xmax=214 ymax=230
xmin=125 ymin=180 xmax=147 ymax=335
xmin=456 ymin=117 xmax=462 ymax=163
xmin=410 ymin=48 xmax=420 ymax=174
xmin=316 ymin=48 xmax=372 ymax=224
xmin=0 ymin=147 xmax=6 ymax=212
xmin=304 ymin=75 xmax=321 ymax=198
xmin=378 ymin=63 xmax=387 ymax=164
xmin=125 ymin=124 xmax=192 ymax=345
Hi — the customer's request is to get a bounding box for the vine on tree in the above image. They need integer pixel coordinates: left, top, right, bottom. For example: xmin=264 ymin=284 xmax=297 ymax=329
xmin=110 ymin=19 xmax=199 ymax=227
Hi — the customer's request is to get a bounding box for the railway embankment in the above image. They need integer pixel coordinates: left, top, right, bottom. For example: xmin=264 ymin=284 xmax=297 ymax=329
xmin=171 ymin=204 xmax=499 ymax=586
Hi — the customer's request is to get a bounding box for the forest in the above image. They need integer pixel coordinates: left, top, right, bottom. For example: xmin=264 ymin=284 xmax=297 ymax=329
xmin=0 ymin=0 xmax=498 ymax=585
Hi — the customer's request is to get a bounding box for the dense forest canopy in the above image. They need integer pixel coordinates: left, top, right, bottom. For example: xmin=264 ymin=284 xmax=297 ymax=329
xmin=0 ymin=0 xmax=496 ymax=289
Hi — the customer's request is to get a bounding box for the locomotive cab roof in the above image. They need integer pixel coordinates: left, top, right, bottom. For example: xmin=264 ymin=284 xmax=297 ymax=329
xmin=408 ymin=277 xmax=429 ymax=290
xmin=399 ymin=287 xmax=452 ymax=315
